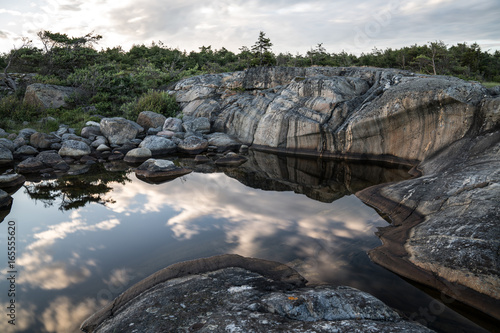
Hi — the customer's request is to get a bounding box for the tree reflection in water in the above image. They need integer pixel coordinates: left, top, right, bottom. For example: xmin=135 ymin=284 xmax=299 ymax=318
xmin=23 ymin=164 xmax=131 ymax=211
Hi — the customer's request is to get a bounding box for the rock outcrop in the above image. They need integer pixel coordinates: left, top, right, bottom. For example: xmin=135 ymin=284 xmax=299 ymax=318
xmin=81 ymin=255 xmax=432 ymax=333
xmin=169 ymin=66 xmax=500 ymax=320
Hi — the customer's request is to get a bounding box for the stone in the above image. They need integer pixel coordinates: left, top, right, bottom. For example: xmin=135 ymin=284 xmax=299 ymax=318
xmin=100 ymin=117 xmax=144 ymax=145
xmin=182 ymin=116 xmax=210 ymax=134
xmin=37 ymin=150 xmax=70 ymax=171
xmin=91 ymin=136 xmax=108 ymax=148
xmin=138 ymin=136 xmax=177 ymax=157
xmin=96 ymin=144 xmax=111 ymax=152
xmin=12 ymin=137 xmax=26 ymax=149
xmin=30 ymin=132 xmax=60 ymax=149
xmin=134 ymin=158 xmax=192 ymax=183
xmin=85 ymin=120 xmax=101 ymax=127
xmin=81 ymin=126 xmax=102 ymax=139
xmin=17 ymin=128 xmax=37 ymax=142
xmin=13 ymin=145 xmax=39 ymax=158
xmin=58 ymin=140 xmax=91 ymax=157
xmin=61 ymin=133 xmax=92 ymax=145
xmin=56 ymin=125 xmax=69 ymax=136
xmin=177 ymin=135 xmax=209 ymax=155
xmin=357 ymin=131 xmax=500 ymax=320
xmin=23 ymin=83 xmax=78 ymax=109
xmin=81 ymin=255 xmax=431 ymax=333
xmin=124 ymin=148 xmax=152 ymax=163
xmin=206 ymin=132 xmax=241 ymax=152
xmin=162 ymin=117 xmax=183 ymax=132
xmin=0 ymin=173 xmax=25 ymax=190
xmin=136 ymin=111 xmax=167 ymax=131
xmin=215 ymin=152 xmax=248 ymax=167
xmin=50 ymin=143 xmax=62 ymax=150
xmin=156 ymin=130 xmax=175 ymax=137
xmin=239 ymin=144 xmax=249 ymax=154
xmin=0 ymin=138 xmax=15 ymax=152
xmin=0 ymin=128 xmax=6 ymax=137
xmin=15 ymin=157 xmax=44 ymax=173
xmin=0 ymin=189 xmax=12 ymax=211
xmin=0 ymin=146 xmax=13 ymax=166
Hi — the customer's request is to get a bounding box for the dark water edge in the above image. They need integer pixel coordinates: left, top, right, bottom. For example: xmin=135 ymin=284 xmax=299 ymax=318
xmin=0 ymin=151 xmax=493 ymax=333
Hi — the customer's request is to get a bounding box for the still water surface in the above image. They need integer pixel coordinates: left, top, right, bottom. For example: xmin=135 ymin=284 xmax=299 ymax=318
xmin=0 ymin=152 xmax=490 ymax=332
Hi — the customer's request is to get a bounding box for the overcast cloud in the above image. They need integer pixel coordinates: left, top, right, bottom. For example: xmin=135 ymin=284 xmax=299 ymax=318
xmin=0 ymin=0 xmax=499 ymax=55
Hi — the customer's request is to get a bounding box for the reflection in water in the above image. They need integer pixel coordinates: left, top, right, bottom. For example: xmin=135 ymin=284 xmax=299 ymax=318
xmin=0 ymin=152 xmax=486 ymax=333
xmin=22 ymin=164 xmax=131 ymax=211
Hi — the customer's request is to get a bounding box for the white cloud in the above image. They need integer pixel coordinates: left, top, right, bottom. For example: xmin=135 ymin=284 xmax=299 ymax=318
xmin=0 ymin=0 xmax=498 ymax=54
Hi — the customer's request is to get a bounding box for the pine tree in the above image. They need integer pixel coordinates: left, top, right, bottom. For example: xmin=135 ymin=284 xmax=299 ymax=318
xmin=251 ymin=31 xmax=273 ymax=66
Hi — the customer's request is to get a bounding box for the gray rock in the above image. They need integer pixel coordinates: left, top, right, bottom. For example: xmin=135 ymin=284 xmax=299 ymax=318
xmin=0 ymin=138 xmax=15 ymax=152
xmin=96 ymin=144 xmax=111 ymax=152
xmin=37 ymin=150 xmax=70 ymax=171
xmin=137 ymin=111 xmax=167 ymax=131
xmin=91 ymin=136 xmax=108 ymax=148
xmin=206 ymin=132 xmax=241 ymax=152
xmin=85 ymin=121 xmax=101 ymax=127
xmin=358 ymin=131 xmax=500 ymax=320
xmin=100 ymin=117 xmax=144 ymax=145
xmin=81 ymin=255 xmax=431 ymax=333
xmin=61 ymin=133 xmax=92 ymax=145
xmin=134 ymin=158 xmax=191 ymax=183
xmin=163 ymin=117 xmax=183 ymax=132
xmin=124 ymin=148 xmax=152 ymax=163
xmin=17 ymin=128 xmax=37 ymax=142
xmin=138 ymin=136 xmax=177 ymax=157
xmin=23 ymin=83 xmax=78 ymax=109
xmin=58 ymin=140 xmax=91 ymax=157
xmin=0 ymin=146 xmax=13 ymax=165
xmin=0 ymin=128 xmax=6 ymax=137
xmin=12 ymin=137 xmax=26 ymax=149
xmin=194 ymin=154 xmax=210 ymax=163
xmin=177 ymin=135 xmax=208 ymax=155
xmin=0 ymin=173 xmax=25 ymax=189
xmin=30 ymin=132 xmax=60 ymax=149
xmin=15 ymin=157 xmax=44 ymax=173
xmin=56 ymin=125 xmax=69 ymax=136
xmin=81 ymin=126 xmax=102 ymax=139
xmin=50 ymin=142 xmax=62 ymax=150
xmin=0 ymin=189 xmax=12 ymax=210
xmin=14 ymin=145 xmax=39 ymax=157
xmin=182 ymin=116 xmax=210 ymax=134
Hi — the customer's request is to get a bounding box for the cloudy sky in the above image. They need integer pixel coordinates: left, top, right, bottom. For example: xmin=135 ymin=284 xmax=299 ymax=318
xmin=1 ymin=0 xmax=499 ymax=55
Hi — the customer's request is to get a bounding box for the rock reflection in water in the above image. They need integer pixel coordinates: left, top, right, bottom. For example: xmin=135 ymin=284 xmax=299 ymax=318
xmin=224 ymin=150 xmax=412 ymax=202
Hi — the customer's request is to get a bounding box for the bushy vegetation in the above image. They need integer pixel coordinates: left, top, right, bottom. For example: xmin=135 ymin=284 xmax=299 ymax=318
xmin=1 ymin=30 xmax=499 ymax=132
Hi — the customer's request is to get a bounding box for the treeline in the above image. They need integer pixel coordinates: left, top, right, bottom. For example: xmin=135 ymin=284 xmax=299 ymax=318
xmin=1 ymin=30 xmax=499 ymax=120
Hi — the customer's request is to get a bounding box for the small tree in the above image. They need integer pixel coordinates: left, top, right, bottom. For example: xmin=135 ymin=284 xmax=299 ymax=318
xmin=2 ymin=38 xmax=32 ymax=92
xmin=251 ymin=31 xmax=273 ymax=66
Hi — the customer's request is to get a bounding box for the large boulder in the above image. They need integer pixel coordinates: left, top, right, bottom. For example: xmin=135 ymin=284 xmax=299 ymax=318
xmin=182 ymin=116 xmax=211 ymax=134
xmin=30 ymin=132 xmax=60 ymax=149
xmin=162 ymin=117 xmax=183 ymax=132
xmin=23 ymin=83 xmax=77 ymax=109
xmin=124 ymin=147 xmax=152 ymax=163
xmin=357 ymin=131 xmax=500 ymax=320
xmin=58 ymin=140 xmax=91 ymax=157
xmin=134 ymin=158 xmax=192 ymax=183
xmin=0 ymin=138 xmax=15 ymax=152
xmin=138 ymin=136 xmax=177 ymax=156
xmin=100 ymin=117 xmax=144 ymax=145
xmin=0 ymin=173 xmax=25 ymax=190
xmin=15 ymin=157 xmax=45 ymax=173
xmin=177 ymin=135 xmax=208 ymax=155
xmin=206 ymin=132 xmax=241 ymax=152
xmin=81 ymin=126 xmax=102 ymax=139
xmin=136 ymin=111 xmax=167 ymax=131
xmin=0 ymin=146 xmax=13 ymax=166
xmin=81 ymin=255 xmax=431 ymax=333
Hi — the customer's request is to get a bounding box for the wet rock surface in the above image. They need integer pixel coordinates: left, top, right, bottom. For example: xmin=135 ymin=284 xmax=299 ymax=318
xmin=81 ymin=255 xmax=432 ymax=333
xmin=135 ymin=158 xmax=192 ymax=183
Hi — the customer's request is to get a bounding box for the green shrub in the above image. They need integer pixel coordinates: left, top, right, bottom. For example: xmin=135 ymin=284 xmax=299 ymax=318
xmin=0 ymin=95 xmax=40 ymax=126
xmin=120 ymin=89 xmax=179 ymax=120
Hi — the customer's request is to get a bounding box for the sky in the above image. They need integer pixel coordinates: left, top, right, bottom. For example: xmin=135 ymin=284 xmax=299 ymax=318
xmin=0 ymin=0 xmax=499 ymax=55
